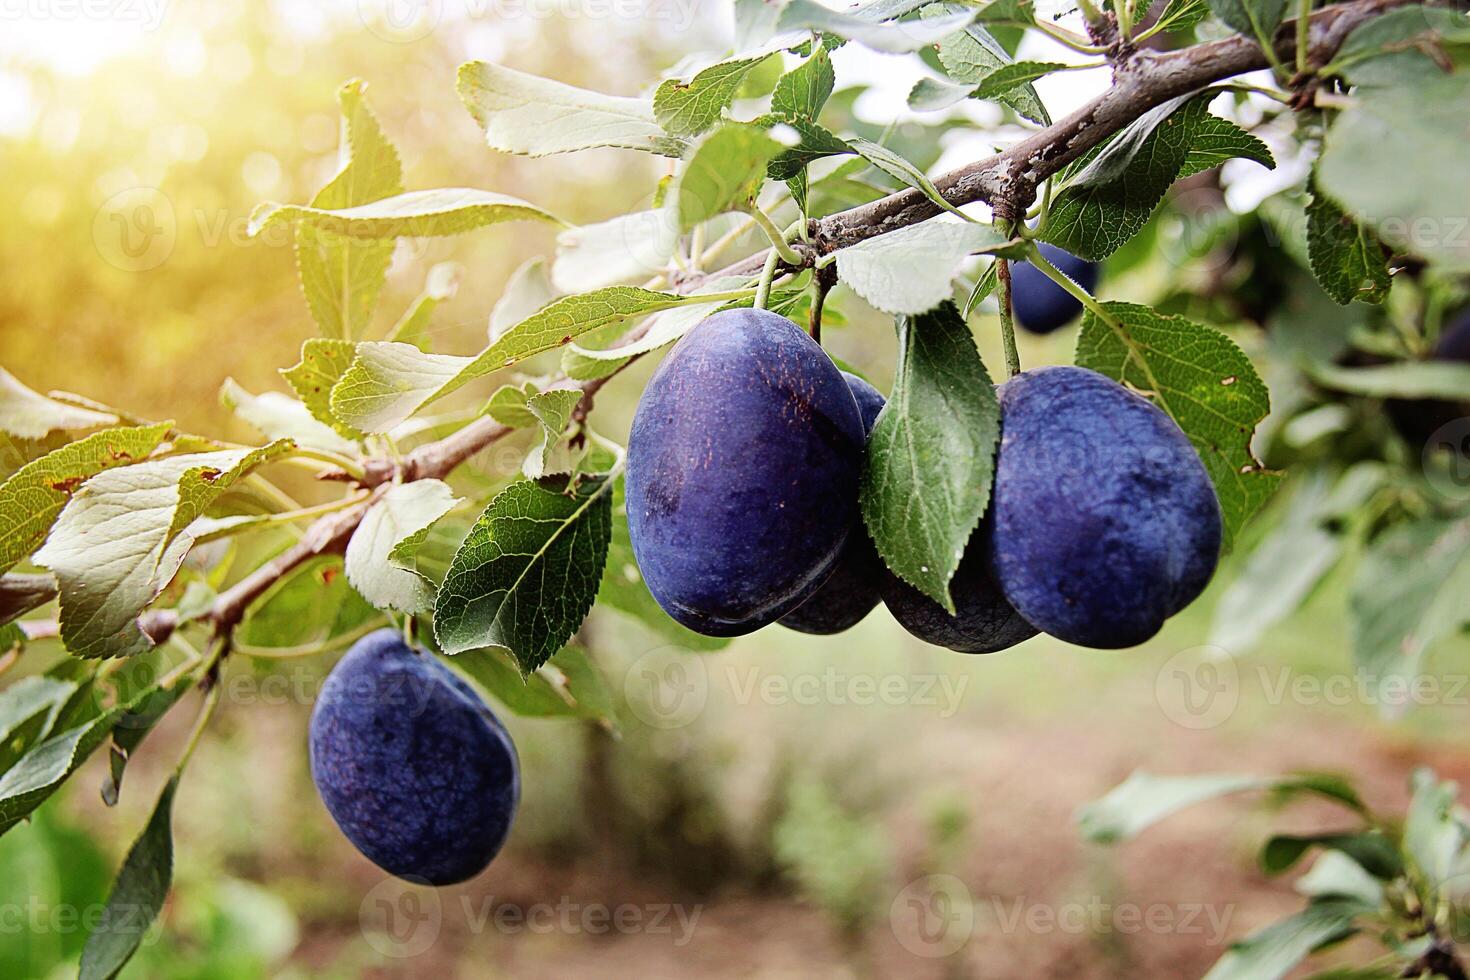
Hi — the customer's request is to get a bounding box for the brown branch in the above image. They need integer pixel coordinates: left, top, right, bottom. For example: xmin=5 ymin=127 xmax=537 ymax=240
xmin=136 ymin=0 xmax=1415 ymax=650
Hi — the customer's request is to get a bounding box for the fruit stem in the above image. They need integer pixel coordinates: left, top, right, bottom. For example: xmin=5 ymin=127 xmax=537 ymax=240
xmin=1295 ymin=0 xmax=1313 ymax=74
xmin=996 ymin=259 xmax=1021 ymax=378
xmin=749 ymin=205 xmax=804 ymax=266
xmin=754 ymin=249 xmax=781 ymax=310
xmin=1022 ymin=241 xmax=1118 ymax=331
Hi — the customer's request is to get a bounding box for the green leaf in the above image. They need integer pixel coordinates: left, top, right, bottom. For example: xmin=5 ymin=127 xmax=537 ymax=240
xmin=930 ymin=14 xmax=1050 ymax=125
xmin=293 ymin=79 xmax=403 ymax=341
xmin=763 ymin=116 xmax=853 ymax=181
xmin=448 ymin=646 xmax=617 ymax=727
xmin=1404 ymin=768 xmax=1461 ymax=888
xmin=0 ymin=424 xmax=171 ymax=574
xmin=79 ymin=775 xmax=178 ymax=980
xmin=777 ymin=0 xmax=978 ymax=53
xmin=1076 ymin=302 xmax=1281 ymax=549
xmin=907 ymin=76 xmax=977 ymax=112
xmin=1317 ymin=74 xmax=1470 ymax=272
xmin=1042 ymin=95 xmax=1203 ymax=260
xmin=345 ymin=480 xmax=460 ymax=616
xmin=236 ymin=555 xmax=379 ymax=651
xmin=835 ymin=220 xmax=1008 ymax=315
xmin=974 ymin=0 xmax=1037 ymax=27
xmin=848 ymin=138 xmax=968 ymax=220
xmin=969 ymin=60 xmax=1068 ymax=101
xmin=1306 ymin=181 xmax=1391 ymax=305
xmin=1151 ymin=0 xmax=1211 ymax=34
xmin=521 ymin=389 xmax=584 ymax=479
xmin=1078 ymin=771 xmax=1269 ymax=843
xmin=1207 ymin=0 xmax=1287 ymax=47
xmin=219 ymin=378 xmax=358 ymax=456
xmin=433 ymin=474 xmax=614 ymax=674
xmin=598 ymin=510 xmax=730 ymax=651
xmin=1259 ymin=832 xmax=1401 ymax=879
xmin=250 ymin=188 xmax=563 ymax=240
xmin=1295 ymin=852 xmax=1385 ymax=907
xmin=484 ymin=383 xmax=540 ymax=428
xmin=860 ymin=302 xmax=1000 ymax=610
xmin=1330 ymin=8 xmax=1470 ymax=89
xmin=1349 ymin=517 xmax=1470 ymax=714
xmin=332 ymin=287 xmax=715 ymax=433
xmin=0 ymin=572 xmax=57 ymax=626
xmin=33 ymin=444 xmax=289 ymax=659
xmin=0 ymin=368 xmax=116 ymax=440
xmin=280 ymin=339 xmax=361 ymax=441
xmin=1201 ymin=899 xmax=1369 ymax=980
xmin=772 ymin=42 xmax=835 ymax=122
xmin=457 ymin=61 xmax=685 ymax=157
xmin=1177 ymin=113 xmax=1275 ymax=179
xmin=386 ymin=261 xmax=461 ymax=347
xmin=100 ymin=683 xmax=187 ymax=808
xmin=654 ymin=54 xmax=775 ymax=137
xmin=1304 ymin=359 xmax=1470 ymax=399
xmin=552 ymin=209 xmax=679 ymax=292
xmin=667 ymin=123 xmax=783 ymax=233
xmin=0 ymin=676 xmax=75 ymax=772
xmin=490 ymin=258 xmax=557 ymax=339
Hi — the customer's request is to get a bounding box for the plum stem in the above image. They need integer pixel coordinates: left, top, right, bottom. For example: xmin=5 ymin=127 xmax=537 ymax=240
xmin=749 ymin=205 xmax=804 ymax=267
xmin=754 ymin=249 xmax=781 ymax=310
xmin=996 ymin=259 xmax=1021 ymax=379
xmin=1022 ymin=241 xmax=1118 ymax=331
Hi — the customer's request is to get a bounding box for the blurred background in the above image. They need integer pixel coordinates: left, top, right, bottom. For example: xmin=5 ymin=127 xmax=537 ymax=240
xmin=3 ymin=1 xmax=1469 ymax=977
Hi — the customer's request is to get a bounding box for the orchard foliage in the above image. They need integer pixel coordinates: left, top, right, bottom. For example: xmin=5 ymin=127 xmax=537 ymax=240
xmin=1 ymin=0 xmax=1469 ymax=974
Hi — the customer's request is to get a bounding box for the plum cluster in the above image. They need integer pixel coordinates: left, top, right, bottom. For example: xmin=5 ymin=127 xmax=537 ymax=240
xmin=626 ymin=308 xmax=1223 ymax=652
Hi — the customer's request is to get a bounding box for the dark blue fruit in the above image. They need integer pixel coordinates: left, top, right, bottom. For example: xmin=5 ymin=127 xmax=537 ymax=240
xmin=881 ymin=543 xmax=1038 ymax=653
xmin=309 ymin=629 xmax=520 ymax=885
xmin=626 ymin=309 xmax=866 ymax=636
xmin=1010 ymin=244 xmax=1099 ymax=334
xmin=987 ymin=366 xmax=1222 ymax=648
xmin=780 ymin=372 xmax=887 ymax=635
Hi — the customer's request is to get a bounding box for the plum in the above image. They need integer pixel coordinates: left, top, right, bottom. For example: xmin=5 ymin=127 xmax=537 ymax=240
xmin=626 ymin=308 xmax=866 ymax=636
xmin=780 ymin=372 xmax=887 ymax=635
xmin=309 ymin=629 xmax=520 ymax=885
xmin=880 ymin=544 xmax=1038 ymax=653
xmin=1010 ymin=244 xmax=1100 ymax=335
xmin=987 ymin=366 xmax=1222 ymax=648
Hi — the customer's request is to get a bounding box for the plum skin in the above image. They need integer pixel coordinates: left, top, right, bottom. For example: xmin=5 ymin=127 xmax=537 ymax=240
xmin=986 ymin=366 xmax=1222 ymax=648
xmin=309 ymin=628 xmax=520 ymax=885
xmin=1010 ymin=244 xmax=1100 ymax=335
xmin=626 ymin=308 xmax=866 ymax=637
xmin=880 ymin=544 xmax=1038 ymax=653
xmin=779 ymin=372 xmax=887 ymax=635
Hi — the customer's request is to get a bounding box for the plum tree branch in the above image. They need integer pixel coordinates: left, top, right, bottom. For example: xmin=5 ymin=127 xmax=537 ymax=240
xmin=129 ymin=0 xmax=1418 ymax=653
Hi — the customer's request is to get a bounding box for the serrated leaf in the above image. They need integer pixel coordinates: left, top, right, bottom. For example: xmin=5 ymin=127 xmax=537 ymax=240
xmin=552 ymin=209 xmax=680 ymax=293
xmin=1317 ymin=74 xmax=1470 ymax=272
xmin=484 ymin=383 xmax=540 ymax=428
xmin=973 ymin=0 xmax=1036 ymax=26
xmin=448 ymin=646 xmax=617 ymax=727
xmin=763 ymin=116 xmax=852 ymax=180
xmin=849 ymin=138 xmax=968 ymax=220
xmin=654 ymin=54 xmax=775 ymax=137
xmin=250 ymin=188 xmax=562 ymax=240
xmin=521 ymin=389 xmax=584 ymax=479
xmin=491 ymin=258 xmax=556 ymax=340
xmin=667 ymin=123 xmax=783 ymax=233
xmin=1076 ymin=301 xmax=1281 ymax=548
xmin=779 ymin=0 xmax=977 ymax=52
xmin=1078 ymin=771 xmax=1272 ymax=843
xmin=598 ymin=509 xmax=729 ymax=651
xmin=457 ymin=61 xmax=685 ymax=157
xmin=930 ymin=13 xmax=1050 ymax=125
xmin=0 ymin=368 xmax=116 ymax=439
xmin=0 ymin=424 xmax=171 ymax=574
xmin=387 ymin=261 xmax=461 ymax=347
xmin=280 ymin=338 xmax=361 ymax=441
xmin=434 ymin=474 xmax=613 ymax=674
xmin=970 ymin=60 xmax=1068 ymax=100
xmin=861 ymin=302 xmax=999 ymax=609
xmin=1151 ymin=0 xmax=1211 ymax=33
xmin=1201 ymin=899 xmax=1369 ymax=980
xmin=1350 ymin=517 xmax=1470 ymax=715
xmin=1307 ymin=181 xmax=1391 ymax=305
xmin=346 ymin=480 xmax=460 ymax=615
xmin=33 ymin=444 xmax=289 ymax=659
xmin=219 ymin=378 xmax=357 ymax=456
xmin=772 ymin=41 xmax=835 ymax=121
xmin=79 ymin=775 xmax=178 ymax=980
xmin=332 ymin=287 xmax=724 ymax=433
xmin=1177 ymin=113 xmax=1275 ymax=179
xmin=835 ymin=220 xmax=1008 ymax=314
xmin=1207 ymin=0 xmax=1287 ymax=46
xmin=293 ymin=79 xmax=403 ymax=341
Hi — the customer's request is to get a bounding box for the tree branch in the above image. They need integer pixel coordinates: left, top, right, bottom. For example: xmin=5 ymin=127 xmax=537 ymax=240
xmin=132 ymin=0 xmax=1416 ymax=651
